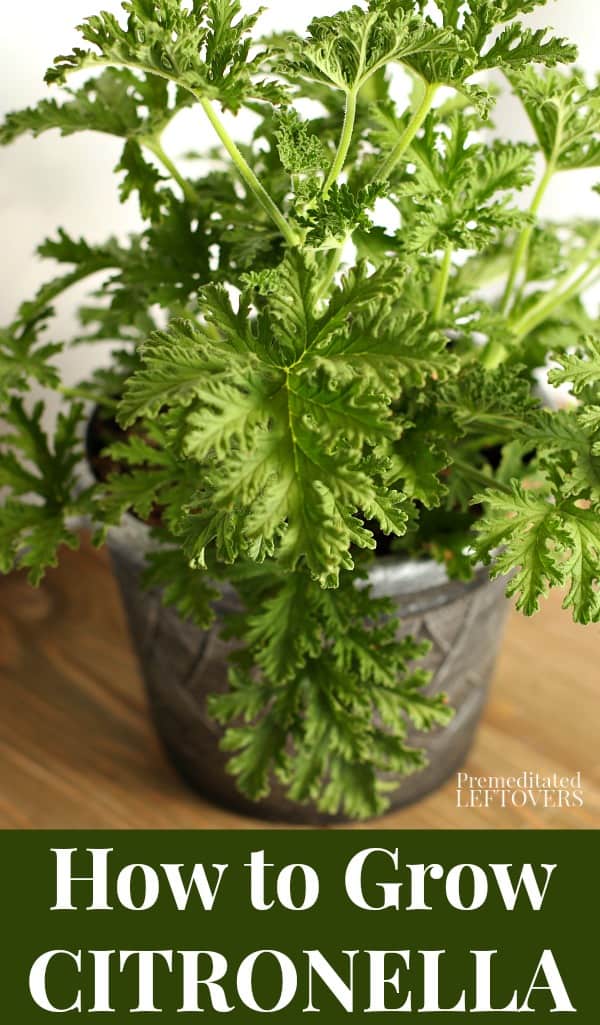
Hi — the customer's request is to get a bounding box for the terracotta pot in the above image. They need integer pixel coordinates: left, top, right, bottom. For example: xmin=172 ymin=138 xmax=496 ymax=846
xmin=105 ymin=513 xmax=510 ymax=825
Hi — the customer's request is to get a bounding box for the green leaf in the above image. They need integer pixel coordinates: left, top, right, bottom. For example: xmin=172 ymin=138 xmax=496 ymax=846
xmin=239 ymin=572 xmax=322 ymax=682
xmin=402 ymin=1 xmax=575 ymax=104
xmin=392 ymin=434 xmax=450 ymax=509
xmin=294 ymin=181 xmax=388 ymax=250
xmin=561 ymin=509 xmax=600 ymax=625
xmin=0 ymin=502 xmax=80 ymax=585
xmin=578 ymin=406 xmax=600 ymax=435
xmin=0 ymin=401 xmax=89 ymax=583
xmin=441 ymin=362 xmax=538 ymax=426
xmin=123 ymin=256 xmax=420 ymax=585
xmin=118 ymin=319 xmax=257 ymax=426
xmin=312 ymin=259 xmax=409 ymax=343
xmin=457 ymin=1 xmax=576 ymax=70
xmin=1 ymin=399 xmax=84 ymax=505
xmin=408 ymin=113 xmax=535 ymax=194
xmin=548 ymin=336 xmax=600 ymax=396
xmin=97 ymin=421 xmax=200 ymax=532
xmin=0 ymin=316 xmax=62 ymax=401
xmin=100 ymin=467 xmax=171 ymax=522
xmin=391 ymin=113 xmax=535 ymax=252
xmin=274 ymin=108 xmax=328 ymax=175
xmin=318 ymin=759 xmax=386 ymax=819
xmin=474 ymin=483 xmax=600 ymax=624
xmin=209 ymin=667 xmax=274 ymax=725
xmin=1 ymin=69 xmax=193 ymax=220
xmin=184 ymin=379 xmax=274 ymax=460
xmin=143 ymin=546 xmax=218 ymax=627
xmin=477 ymin=24 xmax=576 ymax=72
xmin=280 ymin=3 xmax=462 ymax=95
xmin=511 ymin=67 xmax=600 ymax=170
xmin=212 ymin=566 xmax=450 ymax=818
xmin=116 ymin=140 xmax=166 ymax=221
xmin=519 ymin=409 xmax=600 ymax=505
xmin=45 ymin=0 xmax=284 ymax=112
xmin=10 ymin=230 xmax=140 ymax=334
xmin=309 ymin=290 xmax=456 ymax=392
xmin=220 ymin=705 xmax=293 ymax=801
xmin=313 ymin=313 xmax=452 ymax=390
xmin=1 ymin=66 xmax=193 ymax=148
xmin=277 ymin=477 xmax=376 ymax=587
xmin=473 ymin=484 xmax=566 ymax=616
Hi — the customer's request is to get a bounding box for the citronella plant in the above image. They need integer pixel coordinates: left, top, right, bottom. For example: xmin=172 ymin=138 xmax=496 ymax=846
xmin=1 ymin=0 xmax=599 ymax=818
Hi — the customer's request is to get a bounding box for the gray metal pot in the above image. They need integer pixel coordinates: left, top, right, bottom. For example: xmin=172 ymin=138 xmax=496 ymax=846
xmin=105 ymin=511 xmax=510 ymax=825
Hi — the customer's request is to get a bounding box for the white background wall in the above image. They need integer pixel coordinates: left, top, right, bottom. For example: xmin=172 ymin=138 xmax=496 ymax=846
xmin=1 ymin=0 xmax=598 ymax=402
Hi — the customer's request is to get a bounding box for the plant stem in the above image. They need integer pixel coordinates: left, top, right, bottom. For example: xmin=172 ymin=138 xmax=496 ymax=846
xmin=482 ymin=227 xmax=600 ymax=367
xmin=557 ymin=225 xmax=600 ymax=279
xmin=20 ymin=263 xmax=119 ymax=327
xmin=312 ymin=247 xmax=345 ymax=308
xmin=198 ymin=97 xmax=299 ymax=247
xmin=143 ymin=137 xmax=200 ymax=206
xmin=53 ymin=55 xmax=298 ymax=247
xmin=59 ymin=386 xmax=118 ymax=410
xmin=323 ymin=89 xmax=358 ymax=196
xmin=479 ymin=339 xmax=508 ymax=371
xmin=372 ymin=82 xmax=438 ymax=184
xmin=500 ymin=158 xmax=557 ymax=315
xmin=451 ymin=458 xmax=514 ymax=497
xmin=433 ymin=244 xmax=453 ymax=323
xmin=511 ymin=262 xmax=600 ymax=341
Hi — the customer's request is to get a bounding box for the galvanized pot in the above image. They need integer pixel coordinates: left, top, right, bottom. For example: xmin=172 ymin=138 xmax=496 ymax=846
xmin=105 ymin=513 xmax=510 ymax=825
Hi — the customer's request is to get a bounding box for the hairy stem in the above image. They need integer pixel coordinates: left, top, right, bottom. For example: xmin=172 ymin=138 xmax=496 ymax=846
xmin=433 ymin=245 xmax=453 ymax=323
xmin=198 ymin=97 xmax=299 ymax=247
xmin=372 ymin=83 xmax=438 ymax=184
xmin=143 ymin=137 xmax=200 ymax=206
xmin=501 ymin=158 xmax=557 ymax=315
xmin=323 ymin=89 xmax=359 ymax=196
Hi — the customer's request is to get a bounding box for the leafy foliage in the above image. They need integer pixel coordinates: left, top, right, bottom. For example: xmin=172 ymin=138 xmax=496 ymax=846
xmin=0 ymin=402 xmax=90 ymax=584
xmin=390 ymin=112 xmax=536 ymax=252
xmin=278 ymin=4 xmax=463 ymax=95
xmin=279 ymin=0 xmax=574 ymax=111
xmin=211 ymin=569 xmax=452 ymax=818
xmin=143 ymin=546 xmax=219 ymax=628
xmin=474 ymin=485 xmax=600 ymax=625
xmin=0 ymin=0 xmax=598 ymax=818
xmin=0 ymin=67 xmax=193 ymax=145
xmin=45 ymin=0 xmax=285 ymax=112
xmin=510 ymin=67 xmax=600 ymax=170
xmin=118 ymin=258 xmax=453 ymax=586
xmin=274 ymin=109 xmax=329 ymax=176
xmin=548 ymin=336 xmax=600 ymax=396
xmin=294 ymin=181 xmax=389 ymax=249
xmin=0 ymin=315 xmax=62 ymax=401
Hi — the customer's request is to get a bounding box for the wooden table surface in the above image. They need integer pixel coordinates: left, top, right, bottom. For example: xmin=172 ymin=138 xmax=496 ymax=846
xmin=0 ymin=539 xmax=598 ymax=830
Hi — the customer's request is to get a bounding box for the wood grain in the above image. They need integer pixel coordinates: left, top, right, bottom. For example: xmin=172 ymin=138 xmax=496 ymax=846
xmin=0 ymin=539 xmax=598 ymax=830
